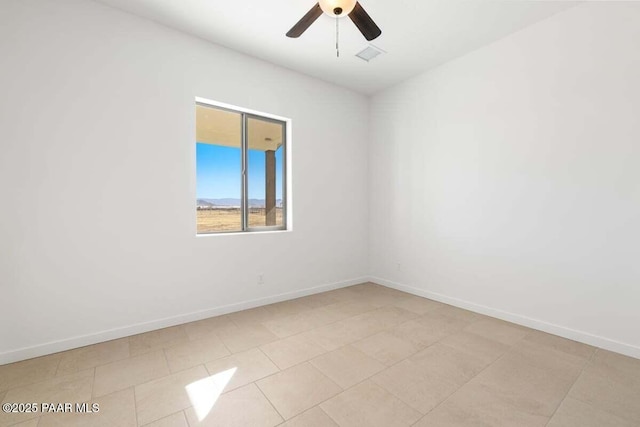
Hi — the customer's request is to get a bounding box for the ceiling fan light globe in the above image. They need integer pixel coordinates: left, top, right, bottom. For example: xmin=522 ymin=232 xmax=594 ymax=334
xmin=319 ymin=0 xmax=357 ymax=17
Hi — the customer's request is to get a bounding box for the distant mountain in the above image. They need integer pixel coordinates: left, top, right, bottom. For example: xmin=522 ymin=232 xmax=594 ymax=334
xmin=198 ymin=198 xmax=241 ymax=207
xmin=197 ymin=198 xmax=282 ymax=208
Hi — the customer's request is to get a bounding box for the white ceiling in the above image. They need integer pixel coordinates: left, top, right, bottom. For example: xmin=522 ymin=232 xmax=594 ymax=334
xmin=95 ymin=0 xmax=579 ymax=95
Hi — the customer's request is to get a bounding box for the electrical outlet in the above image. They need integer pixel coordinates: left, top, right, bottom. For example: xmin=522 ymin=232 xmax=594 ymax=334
xmin=258 ymin=273 xmax=264 ymax=285
xmin=396 ymin=262 xmax=402 ymax=271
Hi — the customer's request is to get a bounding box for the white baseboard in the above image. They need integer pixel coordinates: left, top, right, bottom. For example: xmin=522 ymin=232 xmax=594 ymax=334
xmin=0 ymin=276 xmax=368 ymax=365
xmin=370 ymin=276 xmax=640 ymax=360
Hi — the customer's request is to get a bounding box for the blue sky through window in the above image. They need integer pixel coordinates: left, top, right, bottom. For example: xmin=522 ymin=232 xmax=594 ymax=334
xmin=196 ymin=143 xmax=283 ymax=200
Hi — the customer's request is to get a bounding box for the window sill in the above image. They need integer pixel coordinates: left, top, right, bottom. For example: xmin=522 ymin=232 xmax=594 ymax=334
xmin=196 ymin=229 xmax=291 ymax=237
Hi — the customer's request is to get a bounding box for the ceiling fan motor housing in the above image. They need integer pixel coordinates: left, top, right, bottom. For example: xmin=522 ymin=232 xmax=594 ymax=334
xmin=286 ymin=0 xmax=382 ymax=42
xmin=319 ymin=0 xmax=357 ymax=17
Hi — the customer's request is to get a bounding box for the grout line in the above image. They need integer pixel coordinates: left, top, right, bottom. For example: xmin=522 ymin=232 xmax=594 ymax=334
xmin=132 ymin=385 xmax=140 ymax=427
xmin=161 ymin=347 xmax=171 ymax=372
xmin=182 ymin=410 xmax=192 ymax=427
xmin=53 ymin=352 xmax=63 ymax=377
xmin=214 ymin=302 xmax=388 ymax=371
xmin=275 ymin=320 xmax=476 ymax=421
xmin=255 ymin=380 xmax=286 ymax=422
xmin=216 ymin=332 xmax=233 ymax=356
xmin=318 ymin=405 xmax=342 ymax=426
xmin=0 ymin=355 xmax=66 ymax=396
xmin=91 ymin=367 xmax=97 ymax=400
xmin=254 ymin=293 xmax=456 ymax=378
xmin=542 ymin=347 xmax=598 ymax=427
xmin=408 ymin=332 xmax=534 ymax=426
xmin=139 ymin=410 xmax=186 ymax=427
xmin=246 ymin=300 xmax=422 ymax=421
xmin=256 ymin=347 xmax=281 ymax=375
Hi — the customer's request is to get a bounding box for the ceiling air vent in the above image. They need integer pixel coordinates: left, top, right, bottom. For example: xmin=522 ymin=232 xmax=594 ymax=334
xmin=355 ymin=45 xmax=385 ymax=62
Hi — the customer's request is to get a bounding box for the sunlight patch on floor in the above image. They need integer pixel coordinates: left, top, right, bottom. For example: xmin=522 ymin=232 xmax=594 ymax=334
xmin=185 ymin=367 xmax=237 ymax=421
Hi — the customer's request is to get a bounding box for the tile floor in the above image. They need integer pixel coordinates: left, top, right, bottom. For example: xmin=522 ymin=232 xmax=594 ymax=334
xmin=1 ymin=283 xmax=639 ymax=426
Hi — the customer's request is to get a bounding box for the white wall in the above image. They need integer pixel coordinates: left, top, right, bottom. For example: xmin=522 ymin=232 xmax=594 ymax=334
xmin=0 ymin=0 xmax=369 ymax=363
xmin=369 ymin=3 xmax=640 ymax=358
xmin=3 ymin=0 xmax=639 ymax=364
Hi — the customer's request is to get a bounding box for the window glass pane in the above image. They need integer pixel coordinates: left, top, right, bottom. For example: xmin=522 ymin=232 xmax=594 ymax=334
xmin=196 ymin=104 xmax=242 ymax=233
xmin=247 ymin=116 xmax=285 ymax=228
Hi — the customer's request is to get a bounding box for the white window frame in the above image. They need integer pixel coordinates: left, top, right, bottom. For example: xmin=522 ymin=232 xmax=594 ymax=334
xmin=195 ymin=97 xmax=292 ymax=235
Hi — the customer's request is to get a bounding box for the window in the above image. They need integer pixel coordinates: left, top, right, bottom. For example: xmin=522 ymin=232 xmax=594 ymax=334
xmin=196 ymin=101 xmax=287 ymax=234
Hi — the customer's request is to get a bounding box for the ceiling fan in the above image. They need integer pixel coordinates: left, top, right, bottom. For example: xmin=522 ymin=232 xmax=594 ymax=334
xmin=286 ymin=0 xmax=382 ymax=42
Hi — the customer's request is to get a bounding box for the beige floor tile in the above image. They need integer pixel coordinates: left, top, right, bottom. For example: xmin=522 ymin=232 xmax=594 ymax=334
xmin=357 ymin=306 xmax=418 ymax=331
xmin=463 ymin=318 xmax=530 ymax=346
xmin=353 ymin=331 xmax=418 ymax=366
xmin=164 ymin=335 xmax=230 ymax=373
xmin=434 ymin=304 xmax=485 ymax=322
xmin=390 ymin=309 xmax=471 ymax=350
xmin=279 ymin=407 xmax=338 ymax=427
xmin=257 ymin=363 xmax=341 ymax=420
xmin=129 ymin=326 xmax=190 ymax=357
xmin=0 ymin=353 xmax=61 ymax=393
xmin=346 ymin=288 xmax=400 ymax=307
xmin=185 ymin=383 xmax=282 ymax=427
xmin=262 ymin=307 xmax=335 ymax=338
xmin=135 ymin=365 xmax=208 ymax=425
xmin=183 ymin=316 xmax=237 ymax=341
xmin=56 ymin=339 xmax=130 ymax=376
xmin=142 ymin=411 xmax=188 ymax=427
xmin=303 ymin=318 xmax=378 ymax=352
xmin=569 ymin=371 xmax=640 ymax=423
xmin=264 ymin=299 xmax=312 ymax=318
xmin=5 ymin=285 xmax=639 ymax=427
xmin=298 ymin=292 xmax=340 ymax=309
xmin=438 ymin=331 xmax=510 ymax=365
xmin=372 ymin=344 xmax=487 ymax=414
xmin=390 ymin=295 xmax=444 ymax=315
xmin=471 ymin=344 xmax=584 ymax=417
xmin=320 ymin=380 xmax=422 ymax=427
xmin=547 ymin=397 xmax=636 ymax=427
xmin=409 ymin=343 xmax=491 ymax=386
xmin=320 ymin=287 xmax=362 ymax=303
xmin=226 ymin=306 xmax=277 ymax=327
xmin=316 ymin=306 xmax=410 ymax=343
xmin=38 ymin=388 xmax=136 ymax=427
xmin=0 ymin=369 xmax=94 ymax=425
xmin=310 ymin=304 xmax=359 ymax=325
xmin=372 ymin=361 xmax=454 ymax=414
xmin=93 ymin=350 xmax=169 ymax=397
xmin=428 ymin=305 xmax=482 ymax=322
xmin=585 ymin=349 xmax=640 ymax=390
xmin=414 ymin=382 xmax=550 ymax=427
xmin=326 ymin=297 xmax=378 ymax=314
xmin=310 ymin=345 xmax=385 ymax=389
xmin=9 ymin=419 xmax=40 ymax=427
xmin=523 ymin=331 xmax=595 ymax=361
xmin=217 ymin=323 xmax=278 ymax=353
xmin=260 ymin=334 xmax=326 ymax=370
xmin=261 ymin=313 xmax=311 ymax=339
xmin=510 ymin=340 xmax=588 ymax=370
xmin=389 ymin=320 xmax=447 ymax=350
xmin=204 ymin=348 xmax=278 ymax=393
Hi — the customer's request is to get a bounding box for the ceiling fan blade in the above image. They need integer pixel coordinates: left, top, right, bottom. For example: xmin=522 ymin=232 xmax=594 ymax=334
xmin=286 ymin=3 xmax=323 ymax=38
xmin=349 ymin=2 xmax=382 ymax=41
